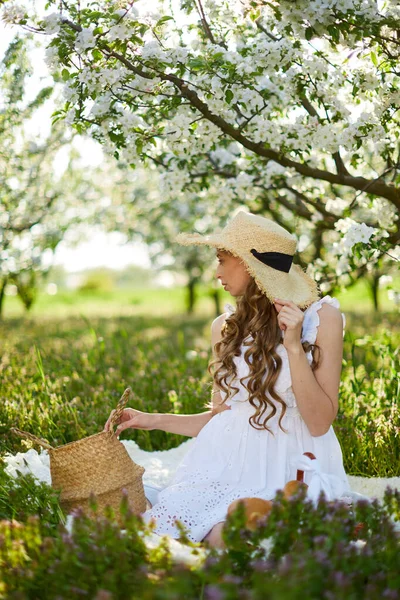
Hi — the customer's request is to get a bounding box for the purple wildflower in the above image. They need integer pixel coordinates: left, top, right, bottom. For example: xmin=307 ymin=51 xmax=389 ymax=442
xmin=204 ymin=585 xmax=225 ymax=600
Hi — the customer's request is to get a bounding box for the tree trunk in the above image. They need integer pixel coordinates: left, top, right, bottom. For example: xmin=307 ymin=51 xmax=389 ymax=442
xmin=368 ymin=274 xmax=380 ymax=312
xmin=312 ymin=227 xmax=324 ymax=261
xmin=211 ymin=288 xmax=221 ymax=317
xmin=0 ymin=278 xmax=7 ymax=320
xmin=186 ymin=278 xmax=196 ymax=314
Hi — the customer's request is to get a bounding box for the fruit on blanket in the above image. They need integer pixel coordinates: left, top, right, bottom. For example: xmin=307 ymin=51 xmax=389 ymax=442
xmin=283 ymin=480 xmax=309 ymax=498
xmin=227 ymin=497 xmax=273 ymax=530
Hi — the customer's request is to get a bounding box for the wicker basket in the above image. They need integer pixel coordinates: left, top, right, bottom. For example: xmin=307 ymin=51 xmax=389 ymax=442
xmin=11 ymin=388 xmax=150 ymax=519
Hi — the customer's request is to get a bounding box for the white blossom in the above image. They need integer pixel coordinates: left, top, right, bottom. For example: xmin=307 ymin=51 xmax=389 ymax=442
xmin=44 ymin=45 xmax=60 ymax=68
xmin=141 ymin=41 xmax=167 ymax=61
xmin=1 ymin=3 xmax=26 ymax=24
xmin=370 ymin=198 xmax=398 ymax=229
xmin=326 ymin=198 xmax=348 ymax=216
xmin=336 ymin=255 xmax=350 ymax=276
xmin=75 ymin=28 xmax=96 ymax=53
xmin=108 ymin=22 xmax=132 ymax=42
xmin=114 ymin=7 xmax=139 ymax=19
xmin=90 ymin=94 xmax=113 ymax=118
xmin=378 ymin=275 xmax=393 ymax=288
xmin=388 ymin=289 xmax=400 ymax=305
xmin=388 ymin=245 xmax=400 ymax=261
xmin=334 ymin=218 xmax=376 ymax=255
xmin=42 ymin=12 xmax=61 ymax=35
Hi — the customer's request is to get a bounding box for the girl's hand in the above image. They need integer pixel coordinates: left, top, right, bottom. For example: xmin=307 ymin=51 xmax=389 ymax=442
xmin=103 ymin=407 xmax=156 ymax=436
xmin=273 ymin=298 xmax=304 ymax=352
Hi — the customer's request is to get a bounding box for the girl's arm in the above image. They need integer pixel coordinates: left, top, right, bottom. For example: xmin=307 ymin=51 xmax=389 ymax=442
xmin=285 ymin=303 xmax=344 ymax=437
xmin=274 ymin=297 xmax=343 ymax=436
xmin=152 ymin=411 xmax=213 ymax=437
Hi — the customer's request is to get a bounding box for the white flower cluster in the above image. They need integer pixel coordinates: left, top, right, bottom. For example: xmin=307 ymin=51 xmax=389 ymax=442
xmin=168 ymin=47 xmax=189 ymax=63
xmin=325 ymin=197 xmax=348 ymax=216
xmin=62 ymin=80 xmax=79 ymax=103
xmin=117 ymin=107 xmax=144 ymax=131
xmin=334 ymin=218 xmax=376 ymax=255
xmin=388 ymin=289 xmax=400 ymax=306
xmin=335 ymin=255 xmax=351 ymax=276
xmin=141 ymin=40 xmax=167 ymax=61
xmin=274 ymin=0 xmax=379 ymax=31
xmin=378 ymin=275 xmax=393 ymax=288
xmin=44 ymin=45 xmax=60 ymax=69
xmin=113 ymin=7 xmax=139 ymax=19
xmin=160 ymin=168 xmax=191 ymax=198
xmin=75 ymin=28 xmax=96 ymax=53
xmin=163 ymin=112 xmax=194 ymax=142
xmin=1 ymin=3 xmax=26 ymax=24
xmin=227 ymin=171 xmax=255 ymax=199
xmin=209 ymin=145 xmax=239 ymax=167
xmin=90 ymin=93 xmax=113 ymax=118
xmin=42 ymin=12 xmax=61 ymax=35
xmin=108 ymin=22 xmax=133 ymax=42
xmin=370 ymin=198 xmax=398 ymax=230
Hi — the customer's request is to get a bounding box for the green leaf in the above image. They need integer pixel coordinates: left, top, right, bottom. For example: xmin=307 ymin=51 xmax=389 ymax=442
xmin=225 ymin=89 xmax=234 ymax=104
xmin=327 ymin=25 xmax=340 ymax=44
xmin=91 ymin=49 xmax=102 ymax=61
xmin=249 ymin=9 xmax=261 ymax=22
xmin=305 ymin=27 xmax=314 ymax=41
xmin=61 ymin=69 xmax=70 ymax=81
xmin=189 ymin=58 xmax=205 ymax=70
xmin=156 ymin=16 xmax=174 ymax=27
xmin=370 ymin=51 xmax=378 ymax=67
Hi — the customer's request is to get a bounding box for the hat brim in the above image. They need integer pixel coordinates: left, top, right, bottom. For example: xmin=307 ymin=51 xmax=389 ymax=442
xmin=175 ymin=232 xmax=320 ymax=309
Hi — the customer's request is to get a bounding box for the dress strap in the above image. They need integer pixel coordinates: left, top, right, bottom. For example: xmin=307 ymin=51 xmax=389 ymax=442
xmin=301 ymin=295 xmax=345 ymax=346
xmin=223 ymin=303 xmax=236 ymax=316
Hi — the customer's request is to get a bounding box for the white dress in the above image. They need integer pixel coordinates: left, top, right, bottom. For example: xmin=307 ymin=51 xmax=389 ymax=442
xmin=142 ymin=295 xmax=352 ymax=542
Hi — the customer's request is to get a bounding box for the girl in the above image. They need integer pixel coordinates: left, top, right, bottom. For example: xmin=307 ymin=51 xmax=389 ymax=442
xmin=104 ymin=211 xmax=352 ymax=548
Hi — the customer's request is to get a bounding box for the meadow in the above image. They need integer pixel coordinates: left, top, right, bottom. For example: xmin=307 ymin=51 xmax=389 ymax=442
xmin=1 ymin=275 xmax=398 ymax=319
xmin=0 ymin=284 xmax=399 ymax=598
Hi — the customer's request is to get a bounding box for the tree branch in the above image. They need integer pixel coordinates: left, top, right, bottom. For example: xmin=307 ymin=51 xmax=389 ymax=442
xmin=61 ymin=18 xmax=400 ymax=207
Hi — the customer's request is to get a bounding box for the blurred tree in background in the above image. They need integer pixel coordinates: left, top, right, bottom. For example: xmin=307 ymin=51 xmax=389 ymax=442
xmin=0 ymin=36 xmax=121 ymax=316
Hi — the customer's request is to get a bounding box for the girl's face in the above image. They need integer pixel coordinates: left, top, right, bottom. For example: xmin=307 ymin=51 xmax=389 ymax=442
xmin=215 ymin=250 xmax=251 ymax=297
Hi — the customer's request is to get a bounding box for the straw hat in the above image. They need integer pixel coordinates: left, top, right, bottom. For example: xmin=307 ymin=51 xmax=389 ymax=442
xmin=175 ymin=210 xmax=320 ymax=308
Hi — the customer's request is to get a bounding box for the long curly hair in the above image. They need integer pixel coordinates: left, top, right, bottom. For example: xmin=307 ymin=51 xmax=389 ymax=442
xmin=207 ymin=277 xmax=321 ymax=435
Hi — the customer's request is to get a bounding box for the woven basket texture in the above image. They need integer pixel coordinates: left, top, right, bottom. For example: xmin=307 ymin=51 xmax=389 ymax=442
xmin=50 ymin=430 xmax=147 ymax=516
xmin=11 ymin=388 xmax=148 ymax=519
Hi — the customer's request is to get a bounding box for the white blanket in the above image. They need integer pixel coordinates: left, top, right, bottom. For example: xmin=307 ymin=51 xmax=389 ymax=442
xmin=4 ymin=438 xmax=399 ymax=502
xmin=3 ymin=439 xmax=399 ymax=564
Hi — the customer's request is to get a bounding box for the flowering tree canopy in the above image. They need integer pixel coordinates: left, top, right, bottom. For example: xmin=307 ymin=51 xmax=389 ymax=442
xmin=0 ymin=35 xmax=118 ymax=314
xmin=4 ymin=0 xmax=400 ymax=301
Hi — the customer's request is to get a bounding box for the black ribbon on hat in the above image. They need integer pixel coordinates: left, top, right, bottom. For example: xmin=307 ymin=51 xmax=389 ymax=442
xmin=250 ymin=249 xmax=293 ymax=273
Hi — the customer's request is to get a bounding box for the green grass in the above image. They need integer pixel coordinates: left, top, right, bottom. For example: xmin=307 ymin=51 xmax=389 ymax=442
xmin=1 ymin=277 xmax=398 ymax=320
xmin=0 ymin=302 xmax=398 ymax=476
xmin=0 ymin=286 xmax=398 ymax=598
xmin=1 ymin=286 xmax=221 ymax=319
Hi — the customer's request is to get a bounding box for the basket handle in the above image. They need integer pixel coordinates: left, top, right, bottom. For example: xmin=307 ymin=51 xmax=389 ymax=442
xmin=10 ymin=427 xmax=54 ymax=450
xmin=109 ymin=387 xmax=132 ymax=435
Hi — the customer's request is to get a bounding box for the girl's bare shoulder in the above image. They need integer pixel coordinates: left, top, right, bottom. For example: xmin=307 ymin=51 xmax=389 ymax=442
xmin=211 ymin=310 xmax=232 ymax=350
xmin=315 ymin=302 xmax=344 ymax=343
xmin=211 ymin=311 xmax=229 ymax=330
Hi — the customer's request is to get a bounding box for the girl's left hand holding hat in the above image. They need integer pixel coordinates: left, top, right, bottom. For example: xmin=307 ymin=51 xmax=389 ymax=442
xmin=274 ymin=298 xmax=304 ymax=353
